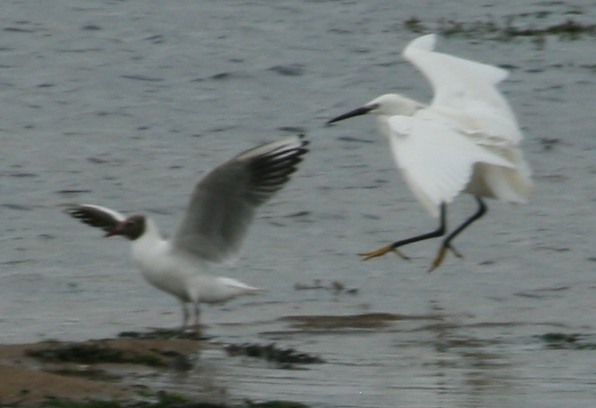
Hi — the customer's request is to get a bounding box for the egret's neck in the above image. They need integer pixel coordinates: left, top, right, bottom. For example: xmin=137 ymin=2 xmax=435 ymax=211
xmin=374 ymin=95 xmax=423 ymax=138
xmin=370 ymin=94 xmax=424 ymax=117
xmin=395 ymin=96 xmax=424 ymax=116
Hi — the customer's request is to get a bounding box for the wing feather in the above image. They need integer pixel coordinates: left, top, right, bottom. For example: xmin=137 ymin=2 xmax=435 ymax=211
xmin=173 ymin=135 xmax=308 ymax=264
xmin=403 ymin=34 xmax=523 ymax=145
xmin=387 ymin=116 xmax=514 ymax=218
xmin=63 ymin=204 xmax=126 ymax=233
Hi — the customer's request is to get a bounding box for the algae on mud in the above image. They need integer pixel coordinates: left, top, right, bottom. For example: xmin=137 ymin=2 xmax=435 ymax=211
xmin=404 ymin=14 xmax=596 ymax=41
xmin=0 ymin=333 xmax=322 ymax=407
xmin=0 ymin=336 xmax=199 ymax=406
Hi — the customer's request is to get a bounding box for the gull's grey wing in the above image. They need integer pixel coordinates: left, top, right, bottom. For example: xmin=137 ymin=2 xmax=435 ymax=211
xmin=173 ymin=134 xmax=309 ymax=264
xmin=63 ymin=204 xmax=126 ymax=233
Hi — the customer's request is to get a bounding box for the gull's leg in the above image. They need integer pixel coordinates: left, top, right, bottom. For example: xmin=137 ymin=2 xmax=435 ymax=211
xmin=428 ymin=196 xmax=486 ymax=273
xmin=192 ymin=301 xmax=201 ymax=328
xmin=180 ymin=302 xmax=189 ymax=332
xmin=360 ymin=203 xmax=447 ymax=260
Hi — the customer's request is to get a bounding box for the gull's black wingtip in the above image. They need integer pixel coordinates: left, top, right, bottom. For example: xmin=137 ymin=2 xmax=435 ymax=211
xmin=60 ymin=203 xmax=81 ymax=214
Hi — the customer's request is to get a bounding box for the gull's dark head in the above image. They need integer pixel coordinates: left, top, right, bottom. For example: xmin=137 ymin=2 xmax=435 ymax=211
xmin=105 ymin=214 xmax=146 ymax=241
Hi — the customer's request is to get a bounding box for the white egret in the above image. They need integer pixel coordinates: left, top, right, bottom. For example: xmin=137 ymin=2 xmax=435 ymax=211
xmin=328 ymin=34 xmax=532 ymax=271
xmin=64 ymin=135 xmax=308 ymax=329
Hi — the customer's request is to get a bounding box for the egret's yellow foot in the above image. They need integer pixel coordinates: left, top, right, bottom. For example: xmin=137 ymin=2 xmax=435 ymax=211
xmin=448 ymin=245 xmax=463 ymax=259
xmin=359 ymin=244 xmax=410 ymax=261
xmin=428 ymin=244 xmax=464 ymax=272
xmin=428 ymin=245 xmax=448 ymax=273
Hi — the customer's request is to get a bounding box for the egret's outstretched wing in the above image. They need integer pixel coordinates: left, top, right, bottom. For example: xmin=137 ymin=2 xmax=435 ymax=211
xmin=403 ymin=34 xmax=522 ymax=145
xmin=387 ymin=116 xmax=514 ymax=218
xmin=173 ymin=135 xmax=309 ymax=264
xmin=63 ymin=204 xmax=126 ymax=233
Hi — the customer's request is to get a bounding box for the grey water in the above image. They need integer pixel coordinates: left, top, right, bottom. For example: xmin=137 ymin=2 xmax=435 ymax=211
xmin=1 ymin=1 xmax=595 ymax=407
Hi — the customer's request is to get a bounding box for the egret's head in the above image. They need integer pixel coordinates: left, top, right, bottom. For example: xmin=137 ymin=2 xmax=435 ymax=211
xmin=105 ymin=214 xmax=146 ymax=241
xmin=327 ymin=93 xmax=420 ymax=125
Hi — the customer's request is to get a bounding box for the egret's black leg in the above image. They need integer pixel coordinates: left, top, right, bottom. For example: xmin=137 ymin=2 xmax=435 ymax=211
xmin=360 ymin=203 xmax=448 ymax=260
xmin=443 ymin=196 xmax=486 ymax=252
xmin=428 ymin=196 xmax=487 ymax=272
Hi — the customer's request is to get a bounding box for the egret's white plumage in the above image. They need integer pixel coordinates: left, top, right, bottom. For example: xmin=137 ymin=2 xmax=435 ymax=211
xmin=328 ymin=34 xmax=532 ymax=270
xmin=64 ymin=135 xmax=308 ymax=329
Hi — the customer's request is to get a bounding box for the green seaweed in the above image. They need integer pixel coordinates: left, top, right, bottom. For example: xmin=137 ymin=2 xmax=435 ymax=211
xmin=118 ymin=329 xmax=205 ymax=341
xmin=246 ymin=402 xmax=309 ymax=408
xmin=293 ymin=279 xmax=358 ymax=295
xmin=403 ymin=14 xmax=596 ymax=41
xmin=538 ymin=333 xmax=596 ymax=350
xmin=38 ymin=393 xmax=310 ymax=408
xmin=42 ymin=400 xmax=123 ymax=408
xmin=27 ymin=342 xmax=165 ymax=367
xmin=225 ymin=343 xmax=325 ymax=368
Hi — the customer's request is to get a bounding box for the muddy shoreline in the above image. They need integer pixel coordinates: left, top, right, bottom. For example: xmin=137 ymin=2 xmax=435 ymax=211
xmin=2 ymin=324 xmax=593 ymax=407
xmin=0 ymin=329 xmax=324 ymax=407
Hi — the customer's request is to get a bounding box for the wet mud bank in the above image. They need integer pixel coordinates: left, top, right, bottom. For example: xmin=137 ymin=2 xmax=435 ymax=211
xmin=0 ymin=330 xmax=322 ymax=408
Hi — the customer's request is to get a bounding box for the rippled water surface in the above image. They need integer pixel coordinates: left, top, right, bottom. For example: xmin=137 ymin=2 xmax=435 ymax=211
xmin=1 ymin=1 xmax=595 ymax=407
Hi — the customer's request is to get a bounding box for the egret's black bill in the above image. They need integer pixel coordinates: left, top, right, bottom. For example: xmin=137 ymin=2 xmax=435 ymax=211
xmin=327 ymin=106 xmax=374 ymax=125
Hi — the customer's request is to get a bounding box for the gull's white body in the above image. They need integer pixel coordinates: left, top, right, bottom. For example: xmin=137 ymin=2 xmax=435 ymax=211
xmin=130 ymin=217 xmax=260 ymax=306
xmin=359 ymin=34 xmax=533 ymax=217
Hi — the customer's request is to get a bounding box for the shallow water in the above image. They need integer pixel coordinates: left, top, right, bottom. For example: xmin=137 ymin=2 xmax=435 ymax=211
xmin=1 ymin=0 xmax=595 ymax=407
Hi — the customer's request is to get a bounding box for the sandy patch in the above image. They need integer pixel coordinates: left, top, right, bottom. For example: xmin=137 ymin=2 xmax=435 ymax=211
xmin=0 ymin=337 xmax=200 ymax=407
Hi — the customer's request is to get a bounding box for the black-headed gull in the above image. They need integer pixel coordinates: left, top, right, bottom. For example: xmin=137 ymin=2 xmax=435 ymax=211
xmin=328 ymin=34 xmax=532 ymax=271
xmin=64 ymin=135 xmax=308 ymax=329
